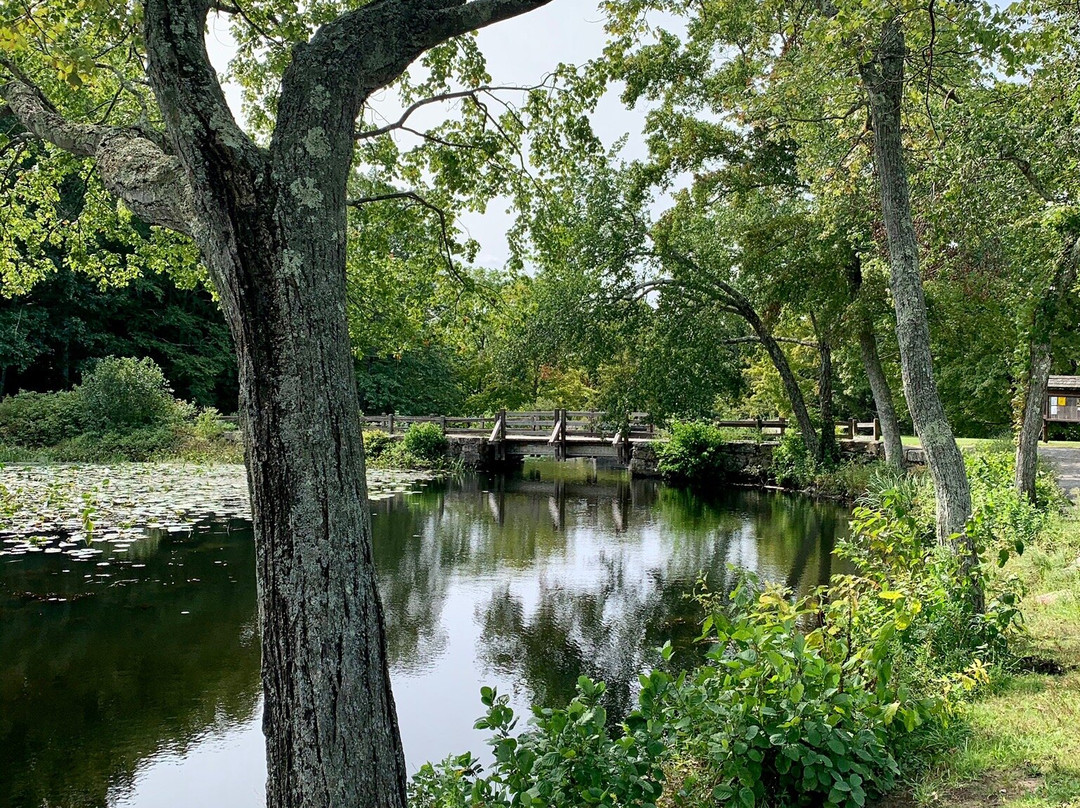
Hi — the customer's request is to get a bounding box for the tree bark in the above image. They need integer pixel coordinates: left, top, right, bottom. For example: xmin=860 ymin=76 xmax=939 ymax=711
xmin=741 ymin=304 xmax=821 ymax=459
xmin=857 ymin=323 xmax=905 ymax=467
xmin=813 ymin=318 xmax=837 ymax=464
xmin=1016 ymin=236 xmax=1079 ymax=501
xmin=2 ymin=2 xmax=554 ymax=807
xmin=845 ymin=251 xmax=905 ymax=468
xmin=860 ymin=20 xmax=973 ymax=552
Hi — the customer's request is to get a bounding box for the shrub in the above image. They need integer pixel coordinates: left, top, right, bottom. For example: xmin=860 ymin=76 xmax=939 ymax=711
xmin=79 ymin=356 xmax=183 ymax=431
xmin=410 ymin=677 xmax=667 ymax=808
xmin=771 ymin=429 xmax=817 ymax=489
xmin=0 ymin=390 xmax=84 ymax=448
xmin=192 ymin=407 xmax=230 ymax=441
xmin=656 ymin=420 xmax=729 ymax=482
xmin=402 ymin=422 xmax=448 ymax=463
xmin=363 ymin=429 xmax=395 ymax=461
xmin=50 ymin=426 xmax=180 ymax=462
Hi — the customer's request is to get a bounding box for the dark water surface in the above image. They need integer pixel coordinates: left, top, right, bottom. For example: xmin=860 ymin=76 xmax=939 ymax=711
xmin=0 ymin=461 xmax=848 ymax=808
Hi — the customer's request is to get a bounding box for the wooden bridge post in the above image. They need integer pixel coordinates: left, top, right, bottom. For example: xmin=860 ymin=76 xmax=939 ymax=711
xmin=849 ymin=418 xmax=857 ymax=440
xmin=873 ymin=418 xmax=881 ymax=441
xmin=388 ymin=413 xmax=395 ymax=435
xmin=560 ymin=408 xmax=568 ymax=460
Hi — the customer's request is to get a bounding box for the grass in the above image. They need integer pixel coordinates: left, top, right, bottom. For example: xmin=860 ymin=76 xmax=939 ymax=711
xmin=895 ymin=508 xmax=1080 ymax=808
xmin=900 ymin=436 xmax=1080 ymax=450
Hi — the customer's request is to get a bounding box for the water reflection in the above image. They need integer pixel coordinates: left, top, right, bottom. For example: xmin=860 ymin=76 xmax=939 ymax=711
xmin=0 ymin=461 xmax=848 ymax=808
xmin=0 ymin=520 xmax=260 ymax=808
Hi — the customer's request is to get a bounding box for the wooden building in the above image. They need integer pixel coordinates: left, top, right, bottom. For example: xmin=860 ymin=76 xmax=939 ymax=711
xmin=1044 ymin=375 xmax=1080 ymax=439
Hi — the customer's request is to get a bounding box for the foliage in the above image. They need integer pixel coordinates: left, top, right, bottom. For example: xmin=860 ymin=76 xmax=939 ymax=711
xmin=402 ymin=423 xmax=450 ymax=463
xmin=79 ymin=357 xmax=186 ymax=432
xmin=193 ymin=407 xmax=230 ymax=441
xmin=0 ymin=389 xmax=83 ymax=448
xmin=772 ymin=430 xmax=819 ymax=489
xmin=362 ymin=430 xmax=396 ymax=462
xmin=655 ymin=421 xmax=731 ymax=483
xmin=410 ymin=676 xmax=667 ymax=808
xmin=0 ymin=357 xmax=239 ymax=462
xmin=657 ymin=575 xmax=930 ymax=808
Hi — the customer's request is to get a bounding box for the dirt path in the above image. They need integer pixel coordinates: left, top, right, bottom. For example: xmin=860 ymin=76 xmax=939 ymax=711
xmin=1039 ymin=446 xmax=1080 ymax=498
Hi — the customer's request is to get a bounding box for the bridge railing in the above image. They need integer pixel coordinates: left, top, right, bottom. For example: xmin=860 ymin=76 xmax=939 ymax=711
xmin=357 ymin=411 xmax=880 ymax=443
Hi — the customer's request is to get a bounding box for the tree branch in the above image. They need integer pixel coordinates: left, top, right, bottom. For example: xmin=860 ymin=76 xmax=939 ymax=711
xmin=348 ymin=191 xmax=467 ymax=286
xmin=0 ymin=74 xmax=195 ymax=235
xmin=355 ymin=83 xmax=551 ymax=141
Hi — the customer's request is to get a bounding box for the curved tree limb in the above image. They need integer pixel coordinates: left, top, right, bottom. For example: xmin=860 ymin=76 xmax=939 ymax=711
xmin=0 ymin=75 xmax=195 ymax=235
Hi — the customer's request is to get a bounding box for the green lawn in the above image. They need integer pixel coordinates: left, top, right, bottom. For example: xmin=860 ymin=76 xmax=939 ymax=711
xmin=902 ymin=510 xmax=1080 ymax=808
xmin=900 ymin=436 xmax=1080 ymax=450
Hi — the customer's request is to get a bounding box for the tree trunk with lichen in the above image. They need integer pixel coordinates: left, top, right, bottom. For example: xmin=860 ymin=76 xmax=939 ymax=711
xmin=860 ymin=19 xmax=979 ymax=607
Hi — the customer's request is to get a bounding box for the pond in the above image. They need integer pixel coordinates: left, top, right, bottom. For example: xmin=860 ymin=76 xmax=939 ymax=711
xmin=0 ymin=460 xmax=849 ymax=808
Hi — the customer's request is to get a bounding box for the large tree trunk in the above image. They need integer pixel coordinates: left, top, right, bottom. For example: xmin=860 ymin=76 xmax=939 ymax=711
xmin=860 ymin=20 xmax=973 ymax=553
xmin=1016 ymin=237 xmax=1079 ymax=501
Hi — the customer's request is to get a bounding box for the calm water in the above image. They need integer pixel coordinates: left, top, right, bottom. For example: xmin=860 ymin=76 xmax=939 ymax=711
xmin=0 ymin=461 xmax=848 ymax=808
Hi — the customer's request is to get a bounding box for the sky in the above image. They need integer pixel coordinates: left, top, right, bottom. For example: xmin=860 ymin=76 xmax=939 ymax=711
xmin=204 ymin=1 xmax=655 ymax=270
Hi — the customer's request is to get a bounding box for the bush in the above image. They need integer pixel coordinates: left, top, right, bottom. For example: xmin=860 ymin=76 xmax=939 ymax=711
xmin=0 ymin=390 xmax=84 ymax=448
xmin=771 ymin=429 xmax=817 ymax=489
xmin=50 ymin=426 xmax=180 ymax=462
xmin=192 ymin=407 xmax=230 ymax=441
xmin=655 ymin=420 xmax=729 ymax=482
xmin=363 ymin=429 xmax=395 ymax=461
xmin=80 ymin=356 xmax=183 ymax=431
xmin=402 ymin=422 xmax=448 ymax=463
xmin=410 ymin=677 xmax=667 ymax=808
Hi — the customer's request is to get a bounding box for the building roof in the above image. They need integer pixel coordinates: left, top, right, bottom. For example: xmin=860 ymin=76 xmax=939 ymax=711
xmin=1048 ymin=375 xmax=1080 ymax=391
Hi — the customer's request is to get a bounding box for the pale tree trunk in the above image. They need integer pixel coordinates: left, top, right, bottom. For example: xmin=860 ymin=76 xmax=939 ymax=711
xmin=2 ymin=1 xmax=555 ymax=806
xmin=1016 ymin=237 xmax=1079 ymax=501
xmin=858 ymin=324 xmax=905 ymax=467
xmin=846 ymin=251 xmax=905 ymax=468
xmin=860 ymin=19 xmax=978 ymax=604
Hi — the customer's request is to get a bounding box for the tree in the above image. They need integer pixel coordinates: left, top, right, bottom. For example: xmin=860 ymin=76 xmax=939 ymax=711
xmin=0 ymin=1 xmax=553 ymax=806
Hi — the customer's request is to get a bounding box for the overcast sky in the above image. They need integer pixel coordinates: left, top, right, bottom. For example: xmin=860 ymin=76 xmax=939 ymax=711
xmin=204 ymin=2 xmax=652 ymax=269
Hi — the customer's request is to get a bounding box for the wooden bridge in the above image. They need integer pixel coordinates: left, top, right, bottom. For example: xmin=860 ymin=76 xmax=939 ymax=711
xmin=359 ymin=410 xmax=880 ymax=466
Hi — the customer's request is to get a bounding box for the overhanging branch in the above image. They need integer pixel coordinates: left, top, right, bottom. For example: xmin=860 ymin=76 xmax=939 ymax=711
xmin=347 ymin=191 xmax=466 ymax=286
xmin=0 ymin=73 xmax=195 ymax=235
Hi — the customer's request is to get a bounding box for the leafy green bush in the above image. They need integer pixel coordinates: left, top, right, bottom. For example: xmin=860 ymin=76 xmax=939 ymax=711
xmin=654 ymin=573 xmax=955 ymax=808
xmin=80 ymin=356 xmax=184 ymax=431
xmin=193 ymin=407 xmax=230 ymax=441
xmin=363 ymin=429 xmax=395 ymax=461
xmin=410 ymin=676 xmax=667 ymax=808
xmin=0 ymin=390 xmax=84 ymax=448
xmin=402 ymin=422 xmax=448 ymax=463
xmin=656 ymin=420 xmax=730 ymax=482
xmin=771 ymin=429 xmax=817 ymax=488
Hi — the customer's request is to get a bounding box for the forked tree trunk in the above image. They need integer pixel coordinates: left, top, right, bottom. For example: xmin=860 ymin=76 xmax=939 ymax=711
xmin=1016 ymin=238 xmax=1078 ymax=501
xmin=860 ymin=20 xmax=973 ymax=553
